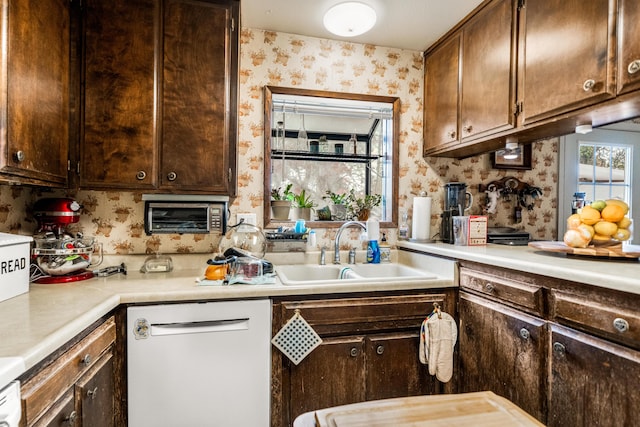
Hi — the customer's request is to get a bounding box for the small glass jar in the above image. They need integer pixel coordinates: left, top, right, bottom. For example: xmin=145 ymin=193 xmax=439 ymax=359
xmin=274 ymin=121 xmax=285 ymax=151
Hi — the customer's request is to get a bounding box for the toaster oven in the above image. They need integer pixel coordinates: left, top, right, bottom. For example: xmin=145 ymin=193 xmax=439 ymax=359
xmin=143 ymin=195 xmax=228 ymax=235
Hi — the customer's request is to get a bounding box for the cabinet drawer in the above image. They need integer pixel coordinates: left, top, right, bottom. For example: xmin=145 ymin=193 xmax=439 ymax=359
xmin=280 ymin=294 xmax=448 ymax=335
xmin=459 ymin=268 xmax=543 ymax=315
xmin=551 ymin=291 xmax=640 ymax=349
xmin=21 ymin=317 xmax=116 ymax=426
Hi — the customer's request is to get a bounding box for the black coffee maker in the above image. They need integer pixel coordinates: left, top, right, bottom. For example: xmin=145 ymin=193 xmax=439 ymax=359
xmin=440 ymin=183 xmax=473 ymax=243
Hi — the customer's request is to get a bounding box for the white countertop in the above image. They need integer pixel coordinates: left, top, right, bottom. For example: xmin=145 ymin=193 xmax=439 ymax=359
xmin=0 ymin=251 xmax=455 ymax=389
xmin=398 ymin=241 xmax=640 ymax=295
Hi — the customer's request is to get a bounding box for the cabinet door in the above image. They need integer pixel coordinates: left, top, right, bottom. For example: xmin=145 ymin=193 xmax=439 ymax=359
xmin=423 ymin=34 xmax=460 ymax=154
xmin=366 ymin=332 xmax=434 ymax=401
xmin=617 ymin=0 xmax=640 ymax=95
xmin=289 ymin=336 xmax=366 ymax=422
xmin=518 ymin=0 xmax=616 ymax=124
xmin=160 ymin=0 xmax=237 ymax=193
xmin=81 ymin=0 xmax=157 ymax=189
xmin=548 ymin=324 xmax=640 ymax=427
xmin=460 ymin=0 xmax=516 ymax=141
xmin=1 ymin=0 xmax=70 ymax=186
xmin=459 ymin=292 xmax=546 ymax=422
xmin=76 ymin=352 xmax=114 ymax=427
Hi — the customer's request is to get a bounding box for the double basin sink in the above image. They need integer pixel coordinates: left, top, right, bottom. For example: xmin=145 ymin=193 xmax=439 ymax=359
xmin=275 ymin=262 xmax=437 ymax=286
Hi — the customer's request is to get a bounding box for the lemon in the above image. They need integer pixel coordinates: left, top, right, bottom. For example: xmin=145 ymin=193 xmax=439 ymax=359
xmin=617 ymin=217 xmax=632 ymax=229
xmin=593 ymin=221 xmax=617 ymax=236
xmin=613 ymin=229 xmax=632 ymax=241
xmin=577 ymin=223 xmax=595 ymax=239
xmin=605 ymin=199 xmax=629 ymax=215
xmin=579 ymin=206 xmax=601 ymax=225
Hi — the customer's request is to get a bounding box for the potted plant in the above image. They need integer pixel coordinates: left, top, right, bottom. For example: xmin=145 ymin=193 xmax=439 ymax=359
xmin=323 ymin=191 xmax=349 ymax=220
xmin=347 ymin=190 xmax=382 ymax=221
xmin=270 ymin=183 xmax=293 ymax=220
xmin=291 ymin=189 xmax=316 ymax=221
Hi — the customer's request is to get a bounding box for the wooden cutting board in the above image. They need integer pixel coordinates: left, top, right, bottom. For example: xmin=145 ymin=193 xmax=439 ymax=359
xmin=313 ymin=391 xmax=544 ymax=427
xmin=528 ymin=241 xmax=640 ymax=259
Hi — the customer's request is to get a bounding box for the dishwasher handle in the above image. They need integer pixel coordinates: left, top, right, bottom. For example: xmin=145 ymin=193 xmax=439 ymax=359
xmin=150 ymin=318 xmax=250 ymax=337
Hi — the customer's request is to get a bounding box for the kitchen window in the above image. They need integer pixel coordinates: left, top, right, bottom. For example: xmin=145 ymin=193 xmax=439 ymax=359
xmin=559 ymin=127 xmax=640 ymax=244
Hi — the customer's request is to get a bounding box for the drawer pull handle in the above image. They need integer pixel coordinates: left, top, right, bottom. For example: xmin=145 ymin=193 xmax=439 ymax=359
xmin=350 ymin=347 xmax=358 ymax=357
xmin=485 ymin=283 xmax=495 ymax=293
xmin=167 ymin=171 xmax=177 ymax=181
xmin=64 ymin=411 xmax=77 ymax=424
xmin=136 ymin=170 xmax=146 ymax=180
xmin=80 ymin=354 xmax=92 ymax=366
xmin=87 ymin=387 xmax=99 ymax=399
xmin=628 ymin=60 xmax=640 ymax=75
xmin=13 ymin=150 xmax=25 ymax=162
xmin=582 ymin=79 xmax=596 ymax=91
xmin=553 ymin=342 xmax=566 ymax=357
xmin=376 ymin=345 xmax=385 ymax=355
xmin=519 ymin=328 xmax=530 ymax=340
xmin=613 ymin=317 xmax=629 ymax=333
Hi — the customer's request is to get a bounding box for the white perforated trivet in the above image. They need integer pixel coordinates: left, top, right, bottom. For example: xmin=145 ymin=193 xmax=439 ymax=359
xmin=271 ymin=311 xmax=322 ymax=365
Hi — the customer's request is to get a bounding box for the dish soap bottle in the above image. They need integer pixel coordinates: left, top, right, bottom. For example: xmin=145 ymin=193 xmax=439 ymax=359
xmin=379 ymin=233 xmax=391 ymax=263
xmin=366 ymin=217 xmax=380 ymax=264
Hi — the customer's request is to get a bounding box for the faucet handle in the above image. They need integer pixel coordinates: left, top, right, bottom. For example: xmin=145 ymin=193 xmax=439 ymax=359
xmin=348 ymin=247 xmax=356 ymax=264
xmin=320 ymin=246 xmax=326 ymax=265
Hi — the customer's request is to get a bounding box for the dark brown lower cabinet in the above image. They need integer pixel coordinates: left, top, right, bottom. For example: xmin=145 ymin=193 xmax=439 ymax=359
xmin=272 ymin=291 xmax=455 ymax=427
xmin=458 ymin=291 xmax=547 ymax=422
xmin=548 ymin=324 xmax=640 ymax=427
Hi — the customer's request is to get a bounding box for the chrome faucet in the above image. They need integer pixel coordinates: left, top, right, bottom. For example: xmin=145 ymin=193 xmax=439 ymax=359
xmin=334 ymin=221 xmax=367 ymax=264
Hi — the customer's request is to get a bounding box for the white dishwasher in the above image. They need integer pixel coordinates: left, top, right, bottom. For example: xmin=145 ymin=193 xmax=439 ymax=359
xmin=127 ymin=299 xmax=271 ymax=427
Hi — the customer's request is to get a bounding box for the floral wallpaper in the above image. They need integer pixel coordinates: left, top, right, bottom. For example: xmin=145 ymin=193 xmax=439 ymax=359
xmin=0 ymin=28 xmax=559 ymax=255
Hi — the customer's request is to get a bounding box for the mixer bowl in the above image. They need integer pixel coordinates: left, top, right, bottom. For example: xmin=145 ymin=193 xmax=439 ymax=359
xmin=32 ymin=237 xmax=102 ymax=276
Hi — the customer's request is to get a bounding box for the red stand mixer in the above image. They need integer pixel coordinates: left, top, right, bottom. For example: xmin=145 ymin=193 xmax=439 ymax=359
xmin=31 ymin=198 xmax=102 ymax=284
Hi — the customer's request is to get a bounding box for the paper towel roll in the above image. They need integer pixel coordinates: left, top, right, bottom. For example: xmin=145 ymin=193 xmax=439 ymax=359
xmin=412 ymin=196 xmax=432 ymax=241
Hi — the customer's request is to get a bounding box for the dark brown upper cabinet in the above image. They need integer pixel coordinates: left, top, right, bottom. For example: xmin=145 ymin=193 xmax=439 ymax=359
xmin=517 ymin=0 xmax=617 ymax=125
xmin=617 ymin=0 xmax=640 ymax=95
xmin=424 ymin=0 xmax=516 ymax=156
xmin=80 ymin=0 xmax=239 ymax=195
xmin=0 ymin=0 xmax=71 ymax=186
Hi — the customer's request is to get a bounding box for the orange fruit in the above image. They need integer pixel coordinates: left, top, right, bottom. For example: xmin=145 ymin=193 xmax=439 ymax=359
xmin=593 ymin=221 xmax=617 ymax=236
xmin=579 ymin=206 xmax=601 ymax=225
xmin=601 ymin=204 xmax=625 ymax=223
xmin=605 ymin=199 xmax=629 ymax=214
xmin=591 ymin=233 xmax=612 ymax=243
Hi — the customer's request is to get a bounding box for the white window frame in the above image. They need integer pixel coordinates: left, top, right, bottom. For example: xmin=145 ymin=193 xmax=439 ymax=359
xmin=559 ymin=129 xmax=639 ymax=245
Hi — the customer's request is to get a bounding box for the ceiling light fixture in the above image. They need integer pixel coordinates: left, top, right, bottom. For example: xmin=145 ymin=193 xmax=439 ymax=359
xmin=575 ymin=124 xmax=593 ymax=134
xmin=323 ymin=2 xmax=377 ymax=37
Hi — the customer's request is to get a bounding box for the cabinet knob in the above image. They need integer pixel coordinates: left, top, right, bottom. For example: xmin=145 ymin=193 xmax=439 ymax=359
xmin=552 ymin=342 xmax=566 ymax=357
xmin=463 ymin=125 xmax=473 ymax=134
xmin=519 ymin=328 xmax=530 ymax=340
xmin=80 ymin=354 xmax=92 ymax=366
xmin=485 ymin=283 xmax=495 ymax=293
xmin=136 ymin=170 xmax=146 ymax=180
xmin=376 ymin=345 xmax=385 ymax=355
xmin=167 ymin=171 xmax=177 ymax=181
xmin=350 ymin=347 xmax=358 ymax=357
xmin=628 ymin=60 xmax=640 ymax=75
xmin=13 ymin=150 xmax=25 ymax=163
xmin=582 ymin=79 xmax=596 ymax=91
xmin=87 ymin=386 xmax=99 ymax=399
xmin=447 ymin=130 xmax=456 ymax=139
xmin=613 ymin=317 xmax=629 ymax=333
xmin=64 ymin=411 xmax=77 ymax=424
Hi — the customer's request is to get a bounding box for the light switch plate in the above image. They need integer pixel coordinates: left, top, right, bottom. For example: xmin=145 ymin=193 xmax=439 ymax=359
xmin=237 ymin=213 xmax=257 ymax=226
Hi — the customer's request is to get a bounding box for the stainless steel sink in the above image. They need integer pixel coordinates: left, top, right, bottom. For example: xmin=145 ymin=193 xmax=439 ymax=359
xmin=275 ymin=263 xmax=437 ymax=286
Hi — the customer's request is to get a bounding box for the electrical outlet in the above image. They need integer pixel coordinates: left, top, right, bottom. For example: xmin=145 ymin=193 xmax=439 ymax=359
xmin=237 ymin=213 xmax=257 ymax=226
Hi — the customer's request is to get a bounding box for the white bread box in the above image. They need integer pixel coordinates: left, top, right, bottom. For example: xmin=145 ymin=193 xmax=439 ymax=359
xmin=0 ymin=233 xmax=33 ymax=303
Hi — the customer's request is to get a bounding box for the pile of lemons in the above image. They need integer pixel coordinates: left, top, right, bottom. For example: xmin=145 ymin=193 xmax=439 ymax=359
xmin=564 ymin=199 xmax=632 ymax=248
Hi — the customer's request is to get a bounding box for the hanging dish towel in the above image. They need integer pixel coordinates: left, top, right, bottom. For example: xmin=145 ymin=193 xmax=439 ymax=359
xmin=419 ymin=310 xmax=457 ymax=383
